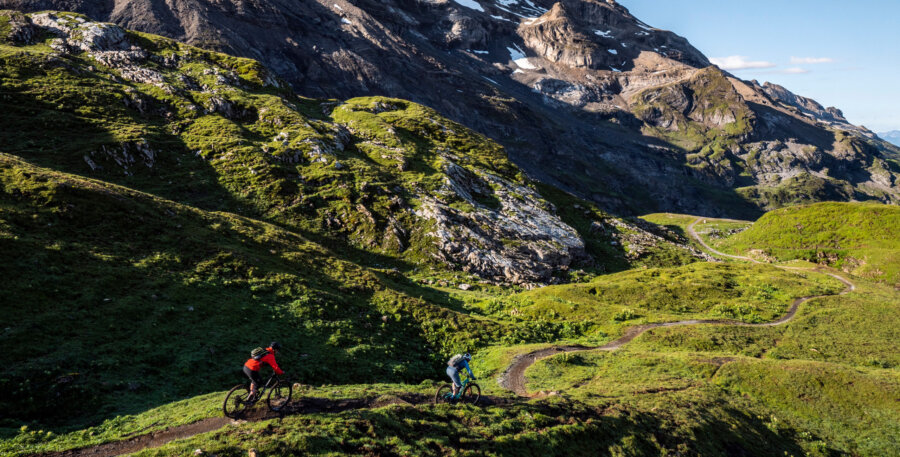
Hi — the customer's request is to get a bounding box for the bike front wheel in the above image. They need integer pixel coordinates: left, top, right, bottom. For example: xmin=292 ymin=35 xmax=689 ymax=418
xmin=461 ymin=383 xmax=481 ymax=405
xmin=267 ymin=379 xmax=293 ymax=412
xmin=434 ymin=384 xmax=453 ymax=404
xmin=223 ymin=384 xmax=252 ymax=418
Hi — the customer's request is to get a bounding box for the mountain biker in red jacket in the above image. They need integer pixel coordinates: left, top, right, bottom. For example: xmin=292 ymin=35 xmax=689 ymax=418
xmin=243 ymin=342 xmax=284 ymax=398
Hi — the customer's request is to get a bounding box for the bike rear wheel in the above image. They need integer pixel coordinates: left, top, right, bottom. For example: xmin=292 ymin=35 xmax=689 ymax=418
xmin=434 ymin=384 xmax=453 ymax=404
xmin=223 ymin=384 xmax=252 ymax=418
xmin=461 ymin=383 xmax=481 ymax=405
xmin=267 ymin=379 xmax=292 ymax=412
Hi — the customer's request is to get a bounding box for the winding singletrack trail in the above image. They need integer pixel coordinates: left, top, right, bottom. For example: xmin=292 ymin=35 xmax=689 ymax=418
xmin=498 ymin=218 xmax=856 ymax=397
xmin=40 ymin=395 xmax=512 ymax=457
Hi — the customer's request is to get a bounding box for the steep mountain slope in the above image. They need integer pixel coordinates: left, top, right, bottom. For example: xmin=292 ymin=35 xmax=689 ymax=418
xmin=0 ymin=10 xmax=705 ymax=287
xmin=3 ymin=0 xmax=898 ymax=216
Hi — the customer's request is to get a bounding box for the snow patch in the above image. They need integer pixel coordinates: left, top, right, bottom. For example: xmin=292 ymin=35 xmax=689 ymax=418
xmin=507 ymin=45 xmax=537 ymax=69
xmin=470 ymin=49 xmax=489 ymax=54
xmin=333 ymin=3 xmax=342 ymax=10
xmin=507 ymin=45 xmax=526 ymax=61
xmin=453 ymin=0 xmax=484 ymax=12
xmin=514 ymin=58 xmax=537 ymax=70
xmin=341 ymin=17 xmax=352 ymax=25
xmin=608 ymin=49 xmax=618 ymax=55
xmin=594 ymin=30 xmax=613 ymax=38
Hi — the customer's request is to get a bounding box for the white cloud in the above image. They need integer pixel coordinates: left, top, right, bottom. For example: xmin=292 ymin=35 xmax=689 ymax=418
xmin=782 ymin=67 xmax=810 ymax=74
xmin=790 ymin=56 xmax=834 ymax=64
xmin=710 ymin=55 xmax=777 ymax=70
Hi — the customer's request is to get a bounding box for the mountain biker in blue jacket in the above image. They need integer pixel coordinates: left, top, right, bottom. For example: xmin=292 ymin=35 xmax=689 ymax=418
xmin=447 ymin=353 xmax=475 ymax=396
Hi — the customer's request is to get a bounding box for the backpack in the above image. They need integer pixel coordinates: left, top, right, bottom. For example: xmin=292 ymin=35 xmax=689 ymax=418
xmin=251 ymin=347 xmax=267 ymax=360
xmin=448 ymin=354 xmax=464 ymax=368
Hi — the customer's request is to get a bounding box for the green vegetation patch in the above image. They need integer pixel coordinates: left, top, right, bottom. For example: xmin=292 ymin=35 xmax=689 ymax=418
xmin=715 ymin=359 xmax=900 ymax=456
xmin=526 ymin=350 xmax=716 ymax=397
xmin=629 ymin=280 xmax=898 ymax=369
xmin=737 ymin=173 xmax=859 ymax=211
xmin=719 ymin=202 xmax=900 ymax=283
xmin=487 ymin=263 xmax=842 ymax=332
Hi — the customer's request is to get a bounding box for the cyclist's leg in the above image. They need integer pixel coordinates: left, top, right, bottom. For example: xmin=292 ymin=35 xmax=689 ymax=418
xmin=446 ymin=366 xmax=461 ymax=396
xmin=243 ymin=366 xmax=262 ymax=397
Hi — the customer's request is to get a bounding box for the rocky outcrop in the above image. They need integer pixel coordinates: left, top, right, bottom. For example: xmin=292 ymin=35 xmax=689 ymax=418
xmin=416 ymin=161 xmax=585 ymax=285
xmin=1 ymin=9 xmax=35 ymax=43
xmin=519 ymin=3 xmax=606 ymax=70
xmin=27 ymin=12 xmax=169 ymax=85
xmin=632 ymin=67 xmax=752 ymax=133
xmin=518 ymin=1 xmax=708 ymax=71
xmin=84 ymin=140 xmax=156 ymax=174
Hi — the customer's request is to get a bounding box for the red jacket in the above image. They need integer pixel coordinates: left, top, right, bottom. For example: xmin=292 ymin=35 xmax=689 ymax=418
xmin=244 ymin=347 xmax=284 ymax=374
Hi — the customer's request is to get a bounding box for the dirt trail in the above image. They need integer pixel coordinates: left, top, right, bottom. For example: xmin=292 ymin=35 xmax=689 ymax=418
xmin=40 ymin=394 xmax=512 ymax=457
xmin=498 ymin=218 xmax=856 ymax=397
xmin=686 ymin=218 xmax=756 ymax=262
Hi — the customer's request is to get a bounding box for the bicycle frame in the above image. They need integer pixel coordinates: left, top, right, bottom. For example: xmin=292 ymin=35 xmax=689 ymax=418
xmin=249 ymin=374 xmax=281 ymax=401
xmin=447 ymin=375 xmax=473 ymax=400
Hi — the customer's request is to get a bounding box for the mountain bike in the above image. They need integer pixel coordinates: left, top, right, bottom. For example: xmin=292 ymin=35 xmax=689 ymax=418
xmin=223 ymin=373 xmax=292 ymax=418
xmin=434 ymin=373 xmax=481 ymax=405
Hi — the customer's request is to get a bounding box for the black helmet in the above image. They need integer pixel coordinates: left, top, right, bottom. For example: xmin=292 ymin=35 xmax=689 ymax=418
xmin=463 ymin=353 xmax=472 ymax=361
xmin=270 ymin=341 xmax=282 ymax=351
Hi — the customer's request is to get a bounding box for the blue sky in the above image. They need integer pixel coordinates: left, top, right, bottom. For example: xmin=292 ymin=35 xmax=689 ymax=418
xmin=619 ymin=0 xmax=900 ymax=132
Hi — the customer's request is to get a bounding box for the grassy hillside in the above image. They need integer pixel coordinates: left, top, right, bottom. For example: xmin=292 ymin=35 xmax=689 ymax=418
xmin=471 ymin=262 xmax=842 ymax=335
xmin=717 ymin=202 xmax=900 ymax=283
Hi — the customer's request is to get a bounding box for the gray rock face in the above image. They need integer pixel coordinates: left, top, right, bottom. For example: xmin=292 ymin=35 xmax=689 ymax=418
xmin=751 ymin=80 xmax=876 ymax=139
xmin=84 ymin=140 xmax=156 ymax=174
xmin=416 ymin=161 xmax=585 ymax=284
xmin=1 ymin=10 xmax=35 ymax=43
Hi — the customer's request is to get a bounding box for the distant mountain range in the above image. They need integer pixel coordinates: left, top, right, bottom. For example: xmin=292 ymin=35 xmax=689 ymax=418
xmin=878 ymin=130 xmax=900 ymax=147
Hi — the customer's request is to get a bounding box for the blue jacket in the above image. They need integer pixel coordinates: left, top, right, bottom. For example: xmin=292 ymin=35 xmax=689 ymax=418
xmin=452 ymin=359 xmax=474 ymax=378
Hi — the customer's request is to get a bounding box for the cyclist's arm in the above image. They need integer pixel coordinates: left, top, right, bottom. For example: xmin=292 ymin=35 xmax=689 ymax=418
xmin=462 ymin=360 xmax=474 ymax=378
xmin=264 ymin=354 xmax=285 ymax=375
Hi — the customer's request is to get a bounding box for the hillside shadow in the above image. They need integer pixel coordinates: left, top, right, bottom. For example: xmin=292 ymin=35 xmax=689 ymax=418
xmin=747 ymin=102 xmax=836 ymax=146
xmin=0 ymin=182 xmax=441 ymax=428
